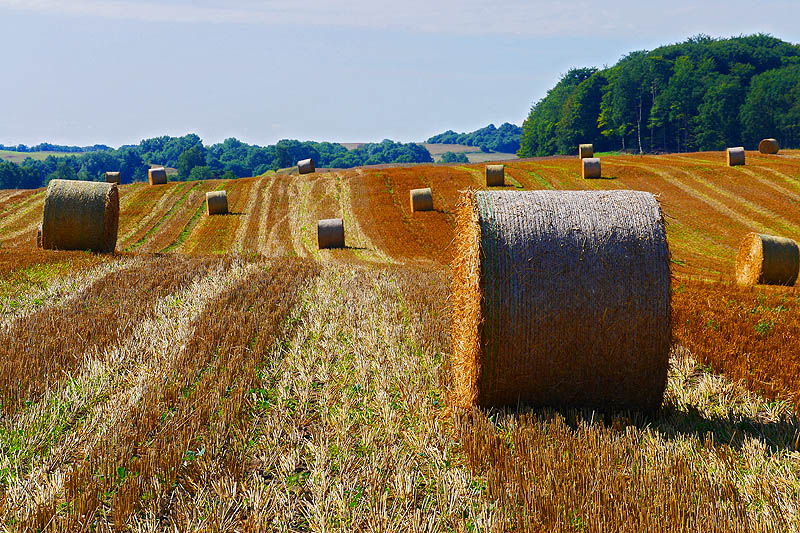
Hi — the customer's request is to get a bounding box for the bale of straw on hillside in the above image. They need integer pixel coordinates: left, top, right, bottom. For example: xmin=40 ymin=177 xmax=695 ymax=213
xmin=298 ymin=158 xmax=316 ymax=175
xmin=735 ymin=232 xmax=799 ymax=286
xmin=410 ymin=187 xmax=434 ymax=212
xmin=206 ymin=190 xmax=228 ymax=215
xmin=318 ymin=218 xmax=344 ymax=249
xmin=758 ymin=138 xmax=780 ymax=155
xmin=105 ymin=172 xmax=120 ymax=184
xmin=579 ymin=144 xmax=594 ymax=159
xmin=485 ymin=164 xmax=505 ymax=186
xmin=726 ymin=147 xmax=745 ymax=166
xmin=36 ymin=224 xmax=42 ymax=248
xmin=451 ymin=190 xmax=671 ymax=411
xmin=148 ymin=167 xmax=168 ymax=185
xmin=40 ymin=179 xmax=119 ymax=253
xmin=582 ymin=157 xmax=601 ymax=179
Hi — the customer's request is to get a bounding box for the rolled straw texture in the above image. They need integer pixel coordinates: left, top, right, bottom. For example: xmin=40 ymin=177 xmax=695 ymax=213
xmin=582 ymin=157 xmax=601 ymax=179
xmin=41 ymin=179 xmax=119 ymax=253
xmin=317 ymin=218 xmax=344 ymax=249
xmin=206 ymin=190 xmax=229 ymax=215
xmin=105 ymin=172 xmax=120 ymax=184
xmin=298 ymin=158 xmax=316 ymax=175
xmin=410 ymin=187 xmax=433 ymax=212
xmin=451 ymin=190 xmax=671 ymax=411
xmin=727 ymin=147 xmax=745 ymax=166
xmin=735 ymin=232 xmax=799 ymax=286
xmin=485 ymin=165 xmax=505 ymax=187
xmin=579 ymin=144 xmax=594 ymax=159
xmin=758 ymin=139 xmax=780 ymax=155
xmin=148 ymin=167 xmax=168 ymax=185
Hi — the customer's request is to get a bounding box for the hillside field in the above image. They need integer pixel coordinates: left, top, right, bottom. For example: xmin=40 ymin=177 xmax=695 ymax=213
xmin=0 ymin=150 xmax=86 ymax=164
xmin=1 ymin=151 xmax=800 ymax=530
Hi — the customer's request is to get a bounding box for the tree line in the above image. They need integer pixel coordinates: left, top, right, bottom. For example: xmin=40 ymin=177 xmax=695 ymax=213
xmin=427 ymin=123 xmax=522 ymax=153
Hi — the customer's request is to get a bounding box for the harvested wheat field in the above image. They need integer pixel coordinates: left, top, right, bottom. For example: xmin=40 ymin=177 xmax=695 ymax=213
xmin=0 ymin=152 xmax=799 ymax=531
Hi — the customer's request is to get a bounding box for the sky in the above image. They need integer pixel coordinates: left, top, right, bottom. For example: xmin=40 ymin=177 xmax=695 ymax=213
xmin=0 ymin=0 xmax=798 ymax=148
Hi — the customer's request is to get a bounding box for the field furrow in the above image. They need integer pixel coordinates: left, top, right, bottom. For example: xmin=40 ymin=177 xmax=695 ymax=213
xmin=118 ymin=182 xmax=192 ymax=249
xmin=140 ymin=181 xmax=216 ymax=253
xmin=258 ymin=174 xmax=294 ymax=257
xmin=232 ymin=175 xmax=270 ymax=253
xmin=182 ymin=178 xmax=254 ymax=254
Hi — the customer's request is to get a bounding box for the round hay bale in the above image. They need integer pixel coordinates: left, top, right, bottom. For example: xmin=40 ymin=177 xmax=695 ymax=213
xmin=582 ymin=157 xmax=601 ymax=179
xmin=206 ymin=190 xmax=228 ymax=215
xmin=485 ymin=165 xmax=505 ymax=187
xmin=105 ymin=172 xmax=120 ymax=184
xmin=735 ymin=232 xmax=799 ymax=286
xmin=148 ymin=167 xmax=168 ymax=185
xmin=36 ymin=224 xmax=42 ymax=248
xmin=317 ymin=218 xmax=344 ymax=249
xmin=758 ymin=138 xmax=780 ymax=155
xmin=298 ymin=158 xmax=316 ymax=175
xmin=726 ymin=147 xmax=745 ymax=166
xmin=451 ymin=190 xmax=671 ymax=411
xmin=410 ymin=187 xmax=434 ymax=212
xmin=579 ymin=144 xmax=594 ymax=159
xmin=41 ymin=179 xmax=119 ymax=253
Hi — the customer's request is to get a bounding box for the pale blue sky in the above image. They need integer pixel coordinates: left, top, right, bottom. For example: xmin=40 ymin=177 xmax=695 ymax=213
xmin=0 ymin=1 xmax=798 ymax=147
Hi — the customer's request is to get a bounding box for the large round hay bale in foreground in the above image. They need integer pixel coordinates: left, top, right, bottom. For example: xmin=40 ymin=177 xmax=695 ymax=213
xmin=410 ymin=187 xmax=433 ymax=212
xmin=579 ymin=143 xmax=593 ymax=159
xmin=317 ymin=218 xmax=344 ymax=249
xmin=735 ymin=232 xmax=799 ymax=286
xmin=148 ymin=167 xmax=168 ymax=185
xmin=41 ymin=179 xmax=119 ymax=253
xmin=485 ymin=165 xmax=505 ymax=186
xmin=206 ymin=190 xmax=228 ymax=215
xmin=758 ymin=138 xmax=780 ymax=155
xmin=727 ymin=147 xmax=745 ymax=166
xmin=582 ymin=157 xmax=601 ymax=179
xmin=451 ymin=190 xmax=671 ymax=411
xmin=105 ymin=172 xmax=120 ymax=184
xmin=298 ymin=158 xmax=316 ymax=175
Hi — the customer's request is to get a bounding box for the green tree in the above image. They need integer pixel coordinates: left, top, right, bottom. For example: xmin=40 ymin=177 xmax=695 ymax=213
xmin=177 ymin=145 xmax=208 ymax=179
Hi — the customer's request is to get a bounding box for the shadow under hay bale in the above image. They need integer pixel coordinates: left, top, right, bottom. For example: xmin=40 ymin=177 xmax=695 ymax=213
xmin=579 ymin=143 xmax=593 ymax=159
xmin=735 ymin=232 xmax=799 ymax=286
xmin=758 ymin=139 xmax=780 ymax=155
xmin=105 ymin=172 xmax=120 ymax=184
xmin=582 ymin=157 xmax=601 ymax=179
xmin=298 ymin=158 xmax=316 ymax=175
xmin=410 ymin=187 xmax=433 ymax=212
xmin=726 ymin=147 xmax=745 ymax=166
xmin=317 ymin=218 xmax=344 ymax=249
xmin=40 ymin=179 xmax=119 ymax=253
xmin=451 ymin=190 xmax=671 ymax=412
xmin=206 ymin=190 xmax=228 ymax=215
xmin=148 ymin=167 xmax=168 ymax=185
xmin=485 ymin=164 xmax=505 ymax=187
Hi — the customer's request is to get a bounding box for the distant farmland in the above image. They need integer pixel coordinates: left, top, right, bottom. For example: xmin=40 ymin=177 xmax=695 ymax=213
xmin=0 ymin=149 xmax=87 ymax=163
xmin=342 ymin=142 xmax=518 ymax=163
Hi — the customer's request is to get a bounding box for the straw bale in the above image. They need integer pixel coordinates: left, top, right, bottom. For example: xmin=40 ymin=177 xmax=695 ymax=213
xmin=485 ymin=165 xmax=505 ymax=187
xmin=758 ymin=139 xmax=780 ymax=155
xmin=41 ymin=179 xmax=119 ymax=253
xmin=582 ymin=157 xmax=601 ymax=179
xmin=206 ymin=190 xmax=228 ymax=215
xmin=148 ymin=167 xmax=168 ymax=185
xmin=451 ymin=190 xmax=671 ymax=411
xmin=298 ymin=158 xmax=316 ymax=175
xmin=317 ymin=218 xmax=344 ymax=249
xmin=579 ymin=144 xmax=594 ymax=159
xmin=410 ymin=187 xmax=434 ymax=212
xmin=735 ymin=232 xmax=799 ymax=286
xmin=105 ymin=172 xmax=120 ymax=184
xmin=726 ymin=147 xmax=745 ymax=166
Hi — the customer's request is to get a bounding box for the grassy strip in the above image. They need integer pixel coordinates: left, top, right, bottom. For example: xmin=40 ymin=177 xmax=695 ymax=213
xmin=159 ymin=181 xmax=225 ymax=253
xmin=125 ymin=182 xmax=199 ymax=251
xmin=521 ymin=168 xmax=556 ymax=189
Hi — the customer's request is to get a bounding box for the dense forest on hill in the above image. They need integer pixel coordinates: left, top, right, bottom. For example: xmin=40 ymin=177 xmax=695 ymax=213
xmin=0 ymin=136 xmax=432 ymax=188
xmin=427 ymin=123 xmax=522 ymax=153
xmin=518 ymin=34 xmax=800 ymax=157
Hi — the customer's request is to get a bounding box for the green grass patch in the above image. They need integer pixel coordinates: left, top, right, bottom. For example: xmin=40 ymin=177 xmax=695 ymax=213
xmin=126 ymin=182 xmax=198 ymax=252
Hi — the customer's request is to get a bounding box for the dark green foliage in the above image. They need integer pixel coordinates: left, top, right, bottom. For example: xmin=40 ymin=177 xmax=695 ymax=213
xmin=427 ymin=123 xmax=522 ymax=153
xmin=439 ymin=151 xmax=469 ymax=163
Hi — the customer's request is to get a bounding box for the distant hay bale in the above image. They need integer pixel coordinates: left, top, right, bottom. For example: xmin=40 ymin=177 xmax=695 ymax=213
xmin=451 ymin=190 xmax=671 ymax=411
xmin=148 ymin=167 xmax=168 ymax=185
xmin=735 ymin=232 xmax=799 ymax=286
xmin=758 ymin=139 xmax=780 ymax=155
xmin=726 ymin=147 xmax=745 ymax=166
xmin=41 ymin=179 xmax=119 ymax=253
xmin=582 ymin=157 xmax=601 ymax=179
xmin=317 ymin=218 xmax=344 ymax=249
xmin=206 ymin=190 xmax=228 ymax=215
xmin=410 ymin=187 xmax=433 ymax=212
xmin=579 ymin=144 xmax=594 ymax=159
xmin=298 ymin=159 xmax=316 ymax=175
xmin=105 ymin=172 xmax=120 ymax=184
xmin=36 ymin=224 xmax=42 ymax=248
xmin=485 ymin=165 xmax=505 ymax=186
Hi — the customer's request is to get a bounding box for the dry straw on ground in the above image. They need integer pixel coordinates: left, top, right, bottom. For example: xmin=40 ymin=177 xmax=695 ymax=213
xmin=758 ymin=138 xmax=780 ymax=154
xmin=579 ymin=143 xmax=594 ymax=159
xmin=410 ymin=187 xmax=433 ymax=212
xmin=317 ymin=218 xmax=344 ymax=249
xmin=485 ymin=165 xmax=505 ymax=186
xmin=40 ymin=179 xmax=119 ymax=253
xmin=727 ymin=147 xmax=746 ymax=166
xmin=735 ymin=232 xmax=799 ymax=286
xmin=298 ymin=158 xmax=316 ymax=175
xmin=206 ymin=190 xmax=228 ymax=215
xmin=451 ymin=190 xmax=671 ymax=411
xmin=104 ymin=172 xmax=120 ymax=184
xmin=148 ymin=167 xmax=168 ymax=185
xmin=582 ymin=157 xmax=601 ymax=179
